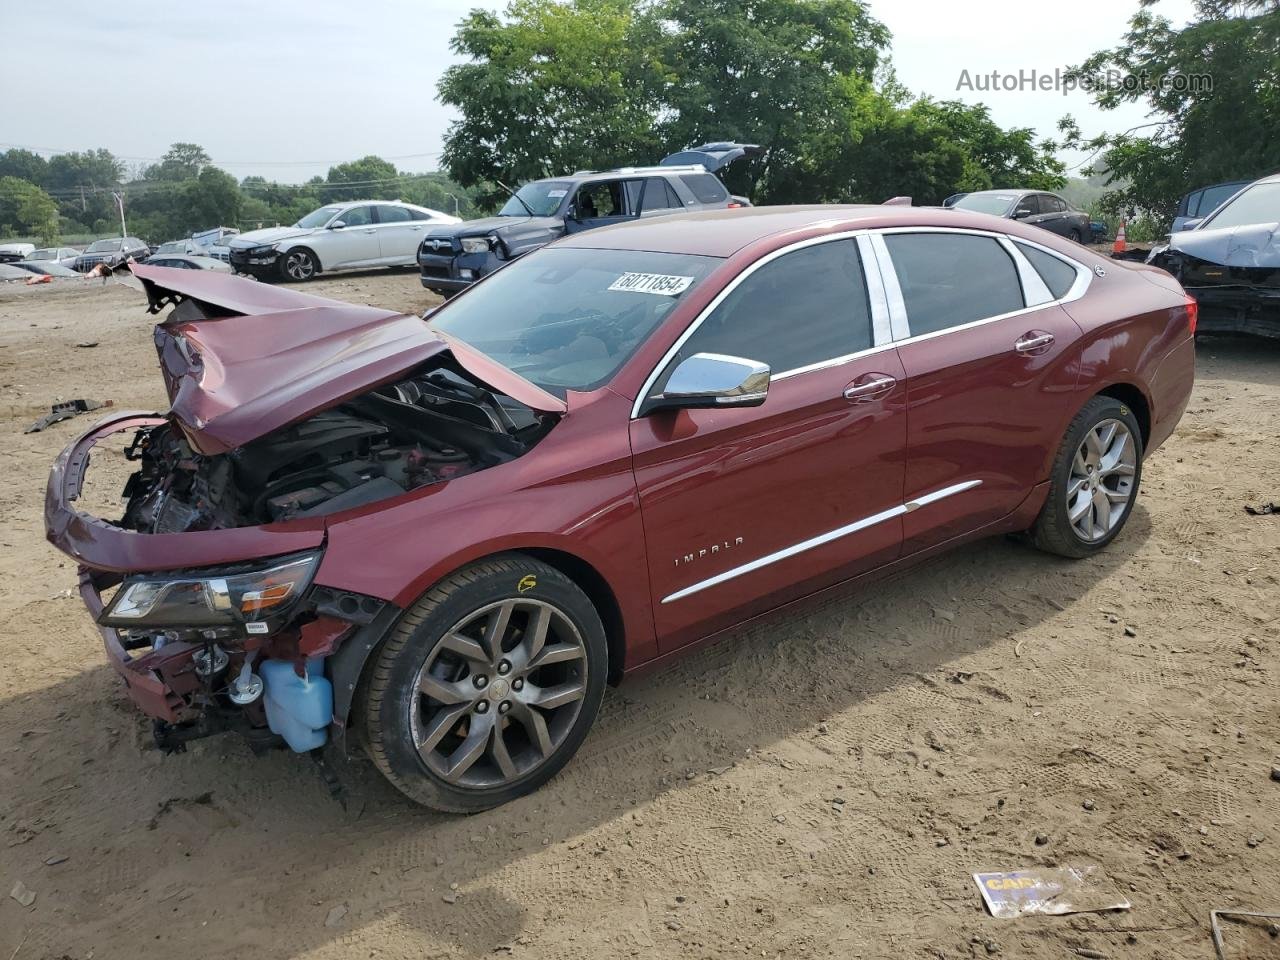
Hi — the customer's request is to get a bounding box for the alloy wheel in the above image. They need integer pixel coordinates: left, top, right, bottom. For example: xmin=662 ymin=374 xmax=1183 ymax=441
xmin=409 ymin=598 xmax=588 ymax=788
xmin=284 ymin=250 xmax=315 ymax=281
xmin=1067 ymin=418 xmax=1136 ymax=542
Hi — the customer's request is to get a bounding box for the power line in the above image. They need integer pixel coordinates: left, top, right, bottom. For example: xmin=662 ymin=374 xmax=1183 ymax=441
xmin=0 ymin=141 xmax=444 ymax=168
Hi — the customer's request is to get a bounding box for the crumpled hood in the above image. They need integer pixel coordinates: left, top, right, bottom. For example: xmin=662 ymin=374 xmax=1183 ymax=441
xmin=1169 ymin=221 xmax=1280 ymax=268
xmin=425 ymin=215 xmax=561 ymax=238
xmin=228 ymin=226 xmax=316 ymax=248
xmin=131 ymin=263 xmax=565 ymax=455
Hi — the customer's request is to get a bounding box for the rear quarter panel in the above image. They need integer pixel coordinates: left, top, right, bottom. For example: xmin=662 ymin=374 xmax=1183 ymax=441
xmin=1057 ymin=261 xmax=1195 ymax=458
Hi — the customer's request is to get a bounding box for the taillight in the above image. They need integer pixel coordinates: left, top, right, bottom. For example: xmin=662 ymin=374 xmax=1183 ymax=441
xmin=1184 ymin=293 xmax=1199 ymax=336
xmin=727 ymin=202 xmax=743 ymax=209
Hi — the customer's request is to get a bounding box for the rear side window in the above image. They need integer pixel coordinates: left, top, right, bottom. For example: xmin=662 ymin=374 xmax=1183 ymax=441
xmin=883 ymin=233 xmax=1024 ymax=336
xmin=1015 ymin=242 xmax=1078 ymax=300
xmin=378 ymin=205 xmax=413 ymax=223
xmin=679 ymin=173 xmax=728 ymax=205
xmin=657 ymin=239 xmax=873 ymax=382
xmin=642 ymin=178 xmax=683 ymax=212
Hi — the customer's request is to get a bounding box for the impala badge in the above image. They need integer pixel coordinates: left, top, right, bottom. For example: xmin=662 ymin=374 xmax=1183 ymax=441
xmin=674 ymin=537 xmax=744 ymax=568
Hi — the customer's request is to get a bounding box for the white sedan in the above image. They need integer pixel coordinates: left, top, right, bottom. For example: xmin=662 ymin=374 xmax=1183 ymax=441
xmin=227 ymin=200 xmax=460 ymax=282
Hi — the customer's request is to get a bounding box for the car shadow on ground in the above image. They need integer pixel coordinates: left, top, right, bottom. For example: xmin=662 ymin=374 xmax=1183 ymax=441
xmin=0 ymin=512 xmax=1152 ymax=958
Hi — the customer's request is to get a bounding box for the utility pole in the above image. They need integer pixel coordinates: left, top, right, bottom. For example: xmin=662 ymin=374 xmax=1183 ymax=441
xmin=446 ymin=192 xmax=461 ymax=217
xmin=111 ymin=192 xmax=127 ymax=238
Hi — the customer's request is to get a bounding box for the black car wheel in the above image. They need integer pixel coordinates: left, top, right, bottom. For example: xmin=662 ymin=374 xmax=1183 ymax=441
xmin=1032 ymin=395 xmax=1143 ymax=558
xmin=1069 ymin=227 xmax=1084 ymax=243
xmin=362 ymin=554 xmax=607 ymax=812
xmin=280 ymin=248 xmax=319 ymax=282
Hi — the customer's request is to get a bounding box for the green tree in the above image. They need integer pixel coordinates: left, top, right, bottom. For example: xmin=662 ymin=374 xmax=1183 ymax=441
xmin=0 ymin=177 xmax=60 ymax=243
xmin=0 ymin=149 xmax=50 ymax=187
xmin=325 ymin=155 xmax=399 ymax=200
xmin=1064 ymin=0 xmax=1280 ymax=221
xmin=144 ymin=142 xmax=213 ymax=182
xmin=439 ymin=0 xmax=663 ymax=206
xmin=182 ymin=167 xmax=242 ymax=230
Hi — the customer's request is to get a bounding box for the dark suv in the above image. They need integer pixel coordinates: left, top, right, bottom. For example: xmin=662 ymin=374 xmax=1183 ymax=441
xmin=418 ymin=143 xmax=759 ymax=297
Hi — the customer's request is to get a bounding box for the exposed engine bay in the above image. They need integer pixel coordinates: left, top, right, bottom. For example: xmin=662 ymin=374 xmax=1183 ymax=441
xmin=120 ymin=360 xmax=556 ymax=534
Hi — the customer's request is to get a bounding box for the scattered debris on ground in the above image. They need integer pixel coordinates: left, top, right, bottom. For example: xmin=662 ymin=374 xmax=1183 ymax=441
xmin=23 ymin=398 xmax=112 ymax=434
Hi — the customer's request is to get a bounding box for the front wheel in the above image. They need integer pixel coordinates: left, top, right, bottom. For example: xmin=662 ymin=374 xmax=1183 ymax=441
xmin=1032 ymin=395 xmax=1143 ymax=558
xmin=362 ymin=555 xmax=607 ymax=812
xmin=280 ymin=247 xmax=319 ymax=282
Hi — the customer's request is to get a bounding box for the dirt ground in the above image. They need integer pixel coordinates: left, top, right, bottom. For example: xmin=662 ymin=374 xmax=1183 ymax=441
xmin=1 ymin=269 xmax=1277 ymax=960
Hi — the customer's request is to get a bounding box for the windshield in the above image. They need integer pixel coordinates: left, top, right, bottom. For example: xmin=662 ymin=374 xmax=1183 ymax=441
xmin=295 ymin=206 xmax=343 ymax=229
xmin=499 ymin=181 xmax=571 ymax=217
xmin=1200 ymin=181 xmax=1280 ymax=230
xmin=87 ymin=239 xmax=122 ymax=252
xmin=431 ymin=246 xmax=721 ymax=395
xmin=952 ymin=194 xmax=1017 ymax=216
xmin=158 ymin=241 xmax=186 ymax=253
xmin=28 ymin=249 xmax=55 ymax=260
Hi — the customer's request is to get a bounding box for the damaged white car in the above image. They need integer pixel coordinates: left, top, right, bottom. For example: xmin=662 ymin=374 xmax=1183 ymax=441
xmin=1149 ymin=173 xmax=1280 ymax=339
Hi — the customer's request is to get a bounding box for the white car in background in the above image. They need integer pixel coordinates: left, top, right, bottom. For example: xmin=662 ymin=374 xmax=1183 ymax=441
xmin=228 ymin=200 xmax=460 ymax=282
xmin=24 ymin=246 xmax=82 ymax=267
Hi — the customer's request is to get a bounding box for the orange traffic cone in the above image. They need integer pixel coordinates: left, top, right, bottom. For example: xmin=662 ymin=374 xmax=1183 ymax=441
xmin=1112 ymin=221 xmax=1127 ymax=255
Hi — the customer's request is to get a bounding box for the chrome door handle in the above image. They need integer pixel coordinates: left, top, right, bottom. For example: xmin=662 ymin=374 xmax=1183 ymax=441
xmin=1015 ymin=332 xmax=1055 ymax=353
xmin=362 ymin=228 xmax=376 ymax=233
xmin=843 ymin=374 xmax=897 ymax=401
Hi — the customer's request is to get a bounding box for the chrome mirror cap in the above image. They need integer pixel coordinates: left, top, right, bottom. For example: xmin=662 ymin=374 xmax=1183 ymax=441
xmin=647 ymin=352 xmax=770 ymax=414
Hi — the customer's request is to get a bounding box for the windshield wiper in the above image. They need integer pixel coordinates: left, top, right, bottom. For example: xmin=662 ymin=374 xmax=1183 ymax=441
xmin=497 ymin=180 xmax=537 ymax=217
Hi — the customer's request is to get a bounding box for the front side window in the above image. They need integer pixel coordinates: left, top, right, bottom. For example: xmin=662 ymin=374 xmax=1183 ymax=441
xmin=883 ymin=233 xmax=1024 ymax=336
xmin=652 ymin=239 xmax=873 ymax=391
xmin=339 ymin=205 xmax=374 ymax=227
xmin=573 ymin=181 xmax=626 ymax=219
xmin=431 ymin=246 xmax=720 ymax=396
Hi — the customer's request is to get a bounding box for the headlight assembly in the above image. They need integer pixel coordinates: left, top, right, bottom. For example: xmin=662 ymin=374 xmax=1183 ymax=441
xmin=100 ymin=552 xmax=320 ymax=630
xmin=461 ymin=237 xmax=492 ymax=255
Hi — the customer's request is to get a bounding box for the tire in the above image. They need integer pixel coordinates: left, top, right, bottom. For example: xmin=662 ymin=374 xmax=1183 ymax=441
xmin=362 ymin=554 xmax=607 ymax=812
xmin=1031 ymin=395 xmax=1144 ymax=558
xmin=280 ymin=247 xmax=319 ymax=282
xmin=1069 ymin=228 xmax=1084 ymax=244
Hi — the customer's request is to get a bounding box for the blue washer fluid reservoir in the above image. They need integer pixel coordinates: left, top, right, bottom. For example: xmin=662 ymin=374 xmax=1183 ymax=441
xmin=261 ymin=657 xmax=333 ymax=752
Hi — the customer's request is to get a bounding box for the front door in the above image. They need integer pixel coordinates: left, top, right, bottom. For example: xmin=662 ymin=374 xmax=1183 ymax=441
xmin=875 ymin=229 xmax=1083 ymax=553
xmin=323 ymin=204 xmax=381 ymax=268
xmin=629 ymin=237 xmax=908 ymax=652
xmin=564 ymin=179 xmax=638 ymax=234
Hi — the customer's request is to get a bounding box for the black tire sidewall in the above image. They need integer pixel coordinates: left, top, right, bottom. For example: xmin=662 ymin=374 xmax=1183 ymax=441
xmin=373 ymin=558 xmax=607 ymax=811
xmin=1041 ymin=397 xmax=1144 ymax=555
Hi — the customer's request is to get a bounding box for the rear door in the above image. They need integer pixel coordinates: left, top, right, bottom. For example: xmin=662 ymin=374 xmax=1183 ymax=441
xmin=630 ymin=236 xmax=907 ymax=651
xmin=1038 ymin=195 xmax=1071 ymax=236
xmin=372 ymin=203 xmax=426 ymax=265
xmin=872 ymin=229 xmax=1085 ymax=554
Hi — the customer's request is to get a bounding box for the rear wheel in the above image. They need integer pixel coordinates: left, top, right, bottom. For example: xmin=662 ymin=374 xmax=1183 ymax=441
xmin=280 ymin=247 xmax=318 ymax=282
xmin=1032 ymin=395 xmax=1143 ymax=558
xmin=1069 ymin=227 xmax=1084 ymax=243
xmin=362 ymin=555 xmax=607 ymax=812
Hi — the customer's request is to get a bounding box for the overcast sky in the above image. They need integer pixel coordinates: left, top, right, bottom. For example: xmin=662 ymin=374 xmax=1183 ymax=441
xmin=0 ymin=0 xmax=1195 ymax=184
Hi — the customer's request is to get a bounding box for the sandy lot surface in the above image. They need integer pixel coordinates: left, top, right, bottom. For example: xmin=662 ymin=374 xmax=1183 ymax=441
xmin=1 ymin=270 xmax=1277 ymax=960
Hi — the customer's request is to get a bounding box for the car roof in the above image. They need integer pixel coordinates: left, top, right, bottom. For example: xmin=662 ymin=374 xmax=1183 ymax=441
xmin=558 ymin=204 xmax=1085 ymax=258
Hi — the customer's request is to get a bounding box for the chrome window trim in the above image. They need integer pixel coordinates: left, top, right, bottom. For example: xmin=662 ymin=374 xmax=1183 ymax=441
xmin=871 ymin=226 xmax=1093 ymax=344
xmin=866 ymin=233 xmax=911 ymax=341
xmin=630 ymin=229 xmax=888 ymax=418
xmin=661 ymin=479 xmax=982 ymax=604
xmin=999 ymin=236 xmax=1053 ymax=306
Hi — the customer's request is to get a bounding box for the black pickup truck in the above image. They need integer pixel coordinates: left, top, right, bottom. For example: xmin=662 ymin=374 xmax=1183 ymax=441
xmin=418 ymin=143 xmax=759 ymax=297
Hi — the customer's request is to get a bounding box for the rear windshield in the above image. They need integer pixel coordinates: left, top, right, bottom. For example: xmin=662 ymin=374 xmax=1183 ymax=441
xmin=431 ymin=246 xmax=721 ymax=396
xmin=1200 ymin=181 xmax=1280 ymax=230
xmin=952 ymin=194 xmax=1017 ymax=216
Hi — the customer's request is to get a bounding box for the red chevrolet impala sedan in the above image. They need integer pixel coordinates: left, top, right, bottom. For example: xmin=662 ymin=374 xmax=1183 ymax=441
xmin=46 ymin=206 xmax=1195 ymax=811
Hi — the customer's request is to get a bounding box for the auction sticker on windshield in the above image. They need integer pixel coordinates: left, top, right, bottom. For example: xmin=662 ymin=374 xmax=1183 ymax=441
xmin=608 ymin=273 xmax=695 ymax=296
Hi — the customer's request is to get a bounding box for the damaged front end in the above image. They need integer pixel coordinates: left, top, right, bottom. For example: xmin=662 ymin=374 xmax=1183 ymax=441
xmin=47 ymin=264 xmax=563 ymax=756
xmin=1152 ymin=221 xmax=1280 ymax=339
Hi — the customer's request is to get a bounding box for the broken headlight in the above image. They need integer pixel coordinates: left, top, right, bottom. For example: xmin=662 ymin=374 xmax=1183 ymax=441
xmin=99 ymin=552 xmax=320 ymax=630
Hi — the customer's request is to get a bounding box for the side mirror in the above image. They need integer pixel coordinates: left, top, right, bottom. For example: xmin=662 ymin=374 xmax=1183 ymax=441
xmin=1180 ymin=217 xmax=1203 ymax=231
xmin=329 ymin=220 xmax=346 ymax=230
xmin=645 ymin=353 xmax=770 ymax=414
xmin=1013 ymin=207 xmax=1033 ymax=220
